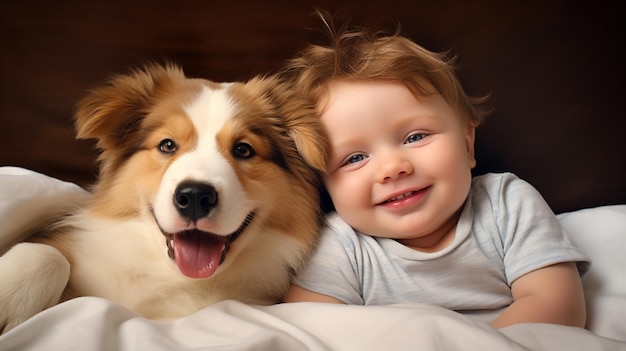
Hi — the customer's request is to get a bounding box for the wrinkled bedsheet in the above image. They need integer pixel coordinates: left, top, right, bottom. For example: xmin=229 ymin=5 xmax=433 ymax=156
xmin=1 ymin=167 xmax=625 ymax=350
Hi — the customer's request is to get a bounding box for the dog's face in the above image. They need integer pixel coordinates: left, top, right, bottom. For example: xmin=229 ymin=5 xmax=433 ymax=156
xmin=74 ymin=64 xmax=327 ymax=279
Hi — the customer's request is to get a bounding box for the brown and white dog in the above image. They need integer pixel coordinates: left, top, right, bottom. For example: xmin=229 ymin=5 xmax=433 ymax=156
xmin=0 ymin=63 xmax=328 ymax=333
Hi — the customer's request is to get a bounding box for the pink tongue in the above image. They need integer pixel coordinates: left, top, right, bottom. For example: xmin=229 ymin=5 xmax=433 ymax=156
xmin=173 ymin=230 xmax=225 ymax=279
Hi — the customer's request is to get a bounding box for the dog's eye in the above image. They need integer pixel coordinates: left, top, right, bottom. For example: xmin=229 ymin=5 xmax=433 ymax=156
xmin=232 ymin=142 xmax=255 ymax=159
xmin=158 ymin=139 xmax=178 ymax=154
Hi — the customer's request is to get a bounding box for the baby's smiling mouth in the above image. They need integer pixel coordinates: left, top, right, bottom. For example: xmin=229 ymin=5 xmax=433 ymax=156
xmin=384 ymin=191 xmax=416 ymax=203
xmin=378 ymin=186 xmax=431 ymax=206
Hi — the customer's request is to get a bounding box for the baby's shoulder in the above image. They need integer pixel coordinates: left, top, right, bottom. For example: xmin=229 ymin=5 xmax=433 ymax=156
xmin=471 ymin=172 xmax=521 ymax=188
xmin=471 ymin=172 xmax=540 ymax=202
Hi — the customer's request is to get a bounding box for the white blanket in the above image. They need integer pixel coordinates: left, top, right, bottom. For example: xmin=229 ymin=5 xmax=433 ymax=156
xmin=1 ymin=167 xmax=624 ymax=350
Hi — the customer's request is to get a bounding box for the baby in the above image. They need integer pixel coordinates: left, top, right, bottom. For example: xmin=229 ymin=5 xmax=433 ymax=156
xmin=279 ymin=22 xmax=589 ymax=329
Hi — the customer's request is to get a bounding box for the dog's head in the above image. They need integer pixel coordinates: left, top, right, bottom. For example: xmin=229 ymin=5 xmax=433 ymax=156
xmin=75 ymin=63 xmax=328 ymax=279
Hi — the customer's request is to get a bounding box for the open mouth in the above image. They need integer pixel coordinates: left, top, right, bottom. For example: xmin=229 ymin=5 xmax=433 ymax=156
xmin=377 ymin=186 xmax=432 ymax=207
xmin=161 ymin=210 xmax=257 ymax=279
xmin=382 ymin=191 xmax=416 ymax=204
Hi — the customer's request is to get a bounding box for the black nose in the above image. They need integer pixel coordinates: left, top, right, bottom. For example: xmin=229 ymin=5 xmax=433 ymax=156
xmin=173 ymin=181 xmax=218 ymax=221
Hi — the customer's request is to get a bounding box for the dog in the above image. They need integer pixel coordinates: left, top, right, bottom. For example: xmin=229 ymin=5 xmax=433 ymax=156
xmin=0 ymin=63 xmax=328 ymax=333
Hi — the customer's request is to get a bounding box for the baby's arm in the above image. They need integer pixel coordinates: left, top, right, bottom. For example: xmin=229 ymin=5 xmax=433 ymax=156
xmin=491 ymin=262 xmax=586 ymax=329
xmin=283 ymin=285 xmax=345 ymax=304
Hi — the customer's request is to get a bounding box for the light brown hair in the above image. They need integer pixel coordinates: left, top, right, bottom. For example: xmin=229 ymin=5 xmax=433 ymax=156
xmin=278 ymin=13 xmax=490 ymax=126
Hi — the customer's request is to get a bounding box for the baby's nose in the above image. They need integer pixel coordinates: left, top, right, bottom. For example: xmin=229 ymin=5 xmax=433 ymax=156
xmin=376 ymin=152 xmax=413 ymax=182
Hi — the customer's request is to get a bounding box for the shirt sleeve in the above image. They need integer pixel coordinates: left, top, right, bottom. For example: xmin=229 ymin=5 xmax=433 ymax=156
xmin=292 ymin=214 xmax=365 ymax=304
xmin=490 ymin=173 xmax=590 ymax=285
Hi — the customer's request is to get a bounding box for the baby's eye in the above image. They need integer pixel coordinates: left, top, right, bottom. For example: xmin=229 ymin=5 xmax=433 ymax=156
xmin=405 ymin=133 xmax=427 ymax=144
xmin=343 ymin=153 xmax=367 ymax=166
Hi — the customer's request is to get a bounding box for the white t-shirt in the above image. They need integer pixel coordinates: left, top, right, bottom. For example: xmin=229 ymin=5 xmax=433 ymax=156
xmin=294 ymin=173 xmax=590 ymax=311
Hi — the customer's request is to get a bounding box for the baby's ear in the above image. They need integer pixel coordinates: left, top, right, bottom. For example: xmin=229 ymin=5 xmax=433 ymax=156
xmin=465 ymin=124 xmax=477 ymax=168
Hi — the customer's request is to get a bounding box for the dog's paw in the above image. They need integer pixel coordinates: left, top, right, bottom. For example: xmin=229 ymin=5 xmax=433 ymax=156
xmin=0 ymin=242 xmax=70 ymax=334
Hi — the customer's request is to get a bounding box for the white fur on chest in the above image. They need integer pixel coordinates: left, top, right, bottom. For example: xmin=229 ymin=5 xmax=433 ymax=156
xmin=65 ymin=214 xmax=196 ymax=313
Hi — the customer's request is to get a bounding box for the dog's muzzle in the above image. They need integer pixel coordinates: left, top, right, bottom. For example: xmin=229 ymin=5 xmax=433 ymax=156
xmin=150 ymin=181 xmax=257 ymax=279
xmin=161 ymin=210 xmax=257 ymax=279
xmin=173 ymin=181 xmax=218 ymax=222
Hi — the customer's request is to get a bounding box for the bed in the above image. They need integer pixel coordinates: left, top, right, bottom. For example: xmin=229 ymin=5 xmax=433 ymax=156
xmin=1 ymin=1 xmax=625 ymax=350
xmin=0 ymin=168 xmax=625 ymax=350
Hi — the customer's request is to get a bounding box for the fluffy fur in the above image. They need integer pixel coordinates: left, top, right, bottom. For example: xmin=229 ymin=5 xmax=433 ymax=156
xmin=0 ymin=64 xmax=328 ymax=333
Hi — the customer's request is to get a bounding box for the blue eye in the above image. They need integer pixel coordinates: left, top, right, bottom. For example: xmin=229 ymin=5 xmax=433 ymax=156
xmin=344 ymin=153 xmax=367 ymax=165
xmin=406 ymin=133 xmax=426 ymax=144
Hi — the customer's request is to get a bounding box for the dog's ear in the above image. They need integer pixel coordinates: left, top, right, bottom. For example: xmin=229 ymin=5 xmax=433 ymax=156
xmin=262 ymin=77 xmax=329 ymax=174
xmin=74 ymin=63 xmax=185 ymax=151
xmin=287 ymin=117 xmax=328 ymax=174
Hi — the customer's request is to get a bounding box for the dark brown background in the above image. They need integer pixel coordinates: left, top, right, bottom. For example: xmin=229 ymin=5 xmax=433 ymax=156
xmin=1 ymin=0 xmax=624 ymax=214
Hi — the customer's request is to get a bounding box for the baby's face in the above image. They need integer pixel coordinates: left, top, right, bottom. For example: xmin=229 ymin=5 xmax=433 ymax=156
xmin=320 ymin=80 xmax=476 ymax=247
